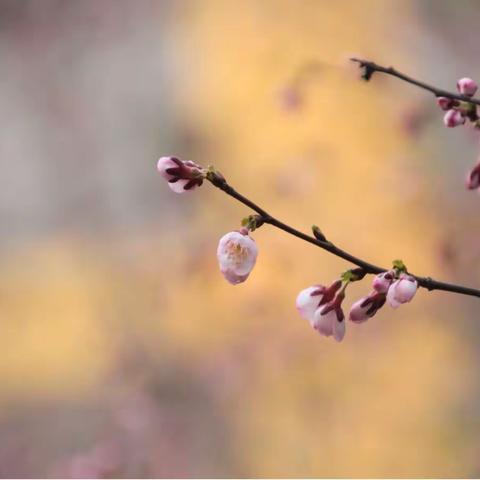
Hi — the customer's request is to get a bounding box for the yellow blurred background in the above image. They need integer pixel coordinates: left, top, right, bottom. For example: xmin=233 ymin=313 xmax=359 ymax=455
xmin=1 ymin=0 xmax=480 ymax=477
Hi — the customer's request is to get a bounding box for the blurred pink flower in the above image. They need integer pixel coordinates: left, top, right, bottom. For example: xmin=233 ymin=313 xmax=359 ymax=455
xmin=278 ymin=85 xmax=302 ymax=112
xmin=443 ymin=109 xmax=465 ymax=127
xmin=436 ymin=96 xmax=456 ymax=111
xmin=457 ymin=77 xmax=478 ymax=97
xmin=67 ymin=442 xmax=121 ymax=479
xmin=466 ymin=160 xmax=480 ymax=190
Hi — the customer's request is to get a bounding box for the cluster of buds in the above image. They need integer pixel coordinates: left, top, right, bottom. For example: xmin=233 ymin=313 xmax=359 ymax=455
xmin=296 ymin=262 xmax=417 ymax=342
xmin=437 ymin=78 xmax=478 ymax=128
xmin=157 ymin=156 xmax=419 ymax=343
xmin=435 ymin=79 xmax=480 ymax=193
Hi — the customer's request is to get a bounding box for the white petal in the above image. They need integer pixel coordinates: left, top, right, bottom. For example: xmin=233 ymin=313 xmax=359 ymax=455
xmin=157 ymin=156 xmax=177 ymax=180
xmin=386 ymin=281 xmax=399 ymax=308
xmin=296 ymin=286 xmax=323 ymax=321
xmin=396 ymin=279 xmax=417 ymax=303
xmin=168 ymin=179 xmax=192 ymax=193
xmin=313 ymin=309 xmax=334 ymax=337
xmin=221 ymin=268 xmax=249 ymax=285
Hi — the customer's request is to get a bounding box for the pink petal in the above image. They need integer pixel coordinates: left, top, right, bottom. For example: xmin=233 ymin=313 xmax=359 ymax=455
xmin=349 ymin=297 xmax=370 ymax=323
xmin=168 ymin=178 xmax=193 ymax=193
xmin=313 ymin=309 xmax=334 ymax=336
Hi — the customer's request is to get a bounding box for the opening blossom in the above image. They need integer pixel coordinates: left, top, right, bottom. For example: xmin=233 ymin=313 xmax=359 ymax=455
xmin=217 ymin=229 xmax=258 ymax=285
xmin=157 ymin=156 xmax=204 ymax=193
xmin=296 ymin=280 xmax=346 ymax=342
xmin=386 ymin=273 xmax=418 ymax=309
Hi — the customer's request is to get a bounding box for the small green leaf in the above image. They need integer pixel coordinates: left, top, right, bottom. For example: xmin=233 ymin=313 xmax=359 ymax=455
xmin=392 ymin=259 xmax=406 ymax=272
xmin=341 ymin=270 xmax=354 ymax=283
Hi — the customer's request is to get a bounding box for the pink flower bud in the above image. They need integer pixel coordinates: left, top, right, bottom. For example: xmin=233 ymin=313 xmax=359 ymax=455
xmin=466 ymin=161 xmax=480 ymax=190
xmin=457 ymin=77 xmax=478 ymax=97
xmin=312 ymin=290 xmax=346 ymax=342
xmin=386 ymin=274 xmax=418 ymax=309
xmin=372 ymin=270 xmax=394 ymax=293
xmin=217 ymin=230 xmax=258 ymax=285
xmin=157 ymin=156 xmax=204 ymax=193
xmin=296 ymin=281 xmax=345 ymax=341
xmin=349 ymin=291 xmax=386 ymax=323
xmin=296 ymin=279 xmax=342 ymax=329
xmin=443 ymin=109 xmax=465 ymax=128
xmin=436 ymin=97 xmax=455 ymax=111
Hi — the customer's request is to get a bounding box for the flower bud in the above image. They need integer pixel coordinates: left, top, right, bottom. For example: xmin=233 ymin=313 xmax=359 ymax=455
xmin=466 ymin=161 xmax=480 ymax=190
xmin=457 ymin=77 xmax=478 ymax=97
xmin=157 ymin=156 xmax=204 ymax=193
xmin=349 ymin=291 xmax=386 ymax=323
xmin=312 ymin=290 xmax=346 ymax=342
xmin=436 ymin=97 xmax=455 ymax=111
xmin=443 ymin=109 xmax=465 ymax=128
xmin=296 ymin=280 xmax=345 ymax=341
xmin=217 ymin=230 xmax=258 ymax=285
xmin=386 ymin=274 xmax=418 ymax=309
xmin=372 ymin=270 xmax=394 ymax=293
xmin=296 ymin=280 xmax=341 ymax=322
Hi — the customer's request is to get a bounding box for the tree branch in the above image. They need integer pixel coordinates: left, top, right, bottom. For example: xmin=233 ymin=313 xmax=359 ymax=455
xmin=350 ymin=57 xmax=480 ymax=107
xmin=207 ymin=172 xmax=480 ymax=299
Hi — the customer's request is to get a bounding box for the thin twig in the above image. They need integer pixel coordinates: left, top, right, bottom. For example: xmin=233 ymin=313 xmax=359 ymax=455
xmin=207 ymin=172 xmax=480 ymax=299
xmin=350 ymin=58 xmax=480 ymax=107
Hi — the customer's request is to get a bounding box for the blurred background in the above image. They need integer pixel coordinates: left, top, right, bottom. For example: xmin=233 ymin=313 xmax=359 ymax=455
xmin=1 ymin=0 xmax=480 ymax=477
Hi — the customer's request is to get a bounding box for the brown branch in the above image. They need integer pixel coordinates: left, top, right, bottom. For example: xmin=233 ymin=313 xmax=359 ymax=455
xmin=350 ymin=58 xmax=480 ymax=107
xmin=207 ymin=172 xmax=480 ymax=299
